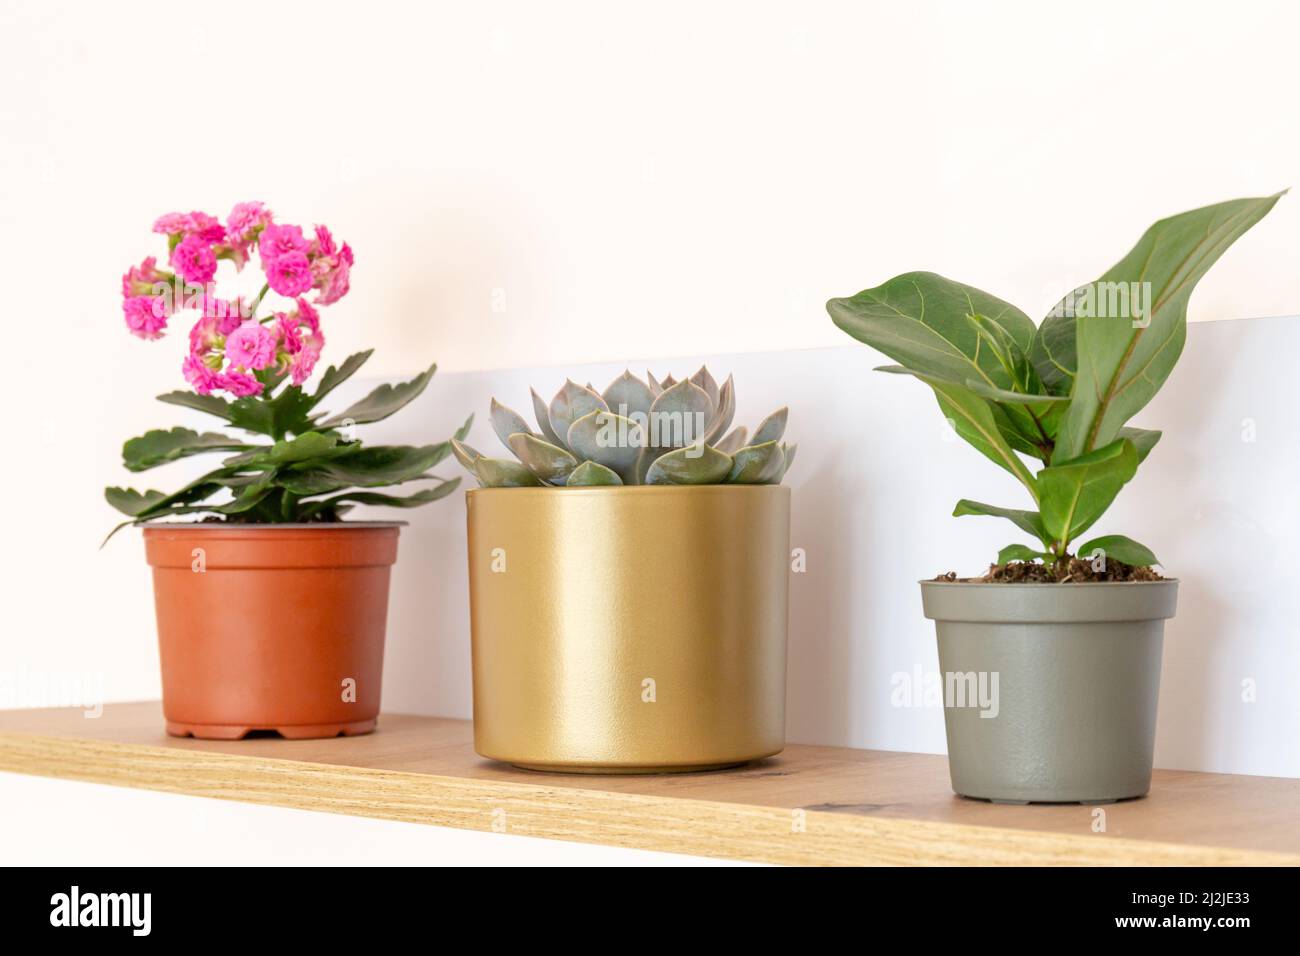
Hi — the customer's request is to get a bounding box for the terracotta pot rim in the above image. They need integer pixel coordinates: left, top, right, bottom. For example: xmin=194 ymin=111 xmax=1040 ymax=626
xmin=465 ymin=485 xmax=789 ymax=498
xmin=140 ymin=520 xmax=407 ymax=532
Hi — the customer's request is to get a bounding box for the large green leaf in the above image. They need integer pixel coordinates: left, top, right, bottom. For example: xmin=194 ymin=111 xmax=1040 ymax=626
xmin=319 ymin=363 xmax=436 ymax=427
xmin=1052 ymin=194 xmax=1282 ymax=462
xmin=1119 ymin=426 xmax=1161 ymax=463
xmin=828 ymin=272 xmax=1038 ymax=393
xmin=227 ymin=385 xmax=317 ymax=439
xmin=311 ymin=350 xmax=374 ymax=406
xmin=104 ymin=467 xmax=235 ymax=519
xmin=222 ymin=432 xmax=351 ymax=469
xmin=122 ymin=428 xmax=248 ymax=472
xmin=298 ymin=480 xmax=461 ymax=518
xmin=1037 ymin=438 xmax=1138 ymax=545
xmin=279 ymin=444 xmax=450 ymax=493
xmin=1073 ymin=534 xmax=1159 ymax=567
xmin=156 ymin=390 xmax=233 ymax=422
xmin=953 ymin=499 xmax=1051 ymax=548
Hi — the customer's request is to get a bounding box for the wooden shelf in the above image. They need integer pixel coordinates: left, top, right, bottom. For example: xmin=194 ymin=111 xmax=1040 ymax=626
xmin=1 ymin=702 xmax=1295 ymax=866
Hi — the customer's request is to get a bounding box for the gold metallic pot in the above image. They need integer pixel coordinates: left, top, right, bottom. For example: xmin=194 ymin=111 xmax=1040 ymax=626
xmin=466 ymin=485 xmax=790 ymax=773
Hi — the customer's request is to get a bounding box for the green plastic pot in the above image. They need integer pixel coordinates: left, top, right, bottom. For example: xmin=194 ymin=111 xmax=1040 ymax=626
xmin=920 ymin=580 xmax=1179 ymax=804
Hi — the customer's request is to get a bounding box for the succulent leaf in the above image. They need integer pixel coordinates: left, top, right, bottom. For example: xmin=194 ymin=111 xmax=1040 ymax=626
xmin=725 ymin=440 xmax=785 ymax=484
xmin=751 ymin=406 xmax=788 ymax=446
xmin=660 ymin=374 xmax=677 ymax=389
xmin=647 ymin=379 xmax=713 ymax=450
xmin=690 ymin=366 xmax=720 ymax=411
xmin=567 ymin=410 xmax=643 ymax=482
xmin=714 ymin=426 xmax=748 ymax=454
xmin=548 ymin=380 xmax=607 ymax=446
xmin=507 ymin=432 xmax=579 ymax=484
xmin=530 ymin=387 xmax=567 ymax=448
xmin=601 ymin=370 xmax=655 ymax=420
xmin=451 ymin=438 xmax=482 ymax=471
xmin=644 ymin=443 xmax=733 ymax=485
xmin=475 ymin=457 xmax=544 ymax=488
xmin=566 ymin=460 xmax=623 ymax=486
xmin=646 ymin=370 xmax=663 ymax=397
xmin=781 ymin=442 xmax=797 ymax=478
xmin=490 ymin=398 xmax=533 ymax=449
xmin=702 ymin=373 xmax=735 ymax=446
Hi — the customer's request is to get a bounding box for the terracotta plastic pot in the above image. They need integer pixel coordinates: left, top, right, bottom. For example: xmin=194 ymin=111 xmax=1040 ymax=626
xmin=143 ymin=522 xmax=401 ymax=740
xmin=466 ymin=485 xmax=790 ymax=773
xmin=920 ymin=579 xmax=1179 ymax=803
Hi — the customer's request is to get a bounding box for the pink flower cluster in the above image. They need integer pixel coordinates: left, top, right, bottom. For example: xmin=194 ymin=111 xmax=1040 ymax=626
xmin=120 ymin=201 xmax=352 ymax=397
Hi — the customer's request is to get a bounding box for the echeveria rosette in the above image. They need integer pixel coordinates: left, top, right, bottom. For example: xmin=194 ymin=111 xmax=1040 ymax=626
xmin=453 ymin=367 xmax=796 ymax=488
xmin=122 ymin=201 xmax=354 ymax=399
xmin=826 ymin=192 xmax=1283 ymax=570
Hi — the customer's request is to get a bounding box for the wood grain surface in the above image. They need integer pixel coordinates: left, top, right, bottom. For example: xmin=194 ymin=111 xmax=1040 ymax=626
xmin=1 ymin=702 xmax=1295 ymax=866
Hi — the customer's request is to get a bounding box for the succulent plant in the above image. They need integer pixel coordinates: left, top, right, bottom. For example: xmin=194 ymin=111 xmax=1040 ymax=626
xmin=454 ymin=367 xmax=795 ymax=487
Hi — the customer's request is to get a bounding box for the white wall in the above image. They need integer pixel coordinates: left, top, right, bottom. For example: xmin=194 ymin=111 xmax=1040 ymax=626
xmin=1 ymin=2 xmax=1296 ymax=777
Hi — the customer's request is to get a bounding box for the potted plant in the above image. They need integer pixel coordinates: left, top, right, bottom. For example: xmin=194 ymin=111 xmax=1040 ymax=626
xmin=451 ymin=369 xmax=795 ymax=772
xmin=107 ymin=202 xmax=469 ymax=740
xmin=827 ymin=193 xmax=1281 ymax=803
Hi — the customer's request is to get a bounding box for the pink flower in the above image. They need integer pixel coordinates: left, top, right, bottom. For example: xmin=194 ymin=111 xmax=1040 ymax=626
xmin=310 ymin=224 xmax=337 ymax=257
xmin=152 ymin=211 xmax=225 ymax=242
xmin=274 ymin=313 xmax=303 ymax=355
xmin=295 ymin=296 xmax=321 ymax=333
xmin=182 ymin=354 xmax=222 ymax=394
xmin=152 ymin=212 xmax=190 ymax=235
xmin=224 ymin=321 xmax=278 ymax=370
xmin=289 ymin=342 xmax=322 ymax=386
xmin=186 ymin=212 xmax=226 ymax=243
xmin=218 ymin=370 xmax=264 ymax=397
xmin=312 ymin=242 xmax=352 ymax=305
xmin=170 ymin=234 xmax=217 ymax=284
xmin=258 ymin=223 xmax=308 ymax=261
xmin=121 ymin=256 xmax=168 ymax=298
xmin=123 ymin=295 xmax=169 ymax=340
xmin=226 ymin=201 xmax=272 ymax=244
xmin=265 ymin=250 xmax=313 ymax=296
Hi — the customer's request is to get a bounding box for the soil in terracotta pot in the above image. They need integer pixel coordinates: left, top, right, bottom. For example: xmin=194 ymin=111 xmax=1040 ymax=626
xmin=934 ymin=559 xmax=1165 ymax=584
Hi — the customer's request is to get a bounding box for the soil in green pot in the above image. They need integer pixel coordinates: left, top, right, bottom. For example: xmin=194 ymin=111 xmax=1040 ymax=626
xmin=934 ymin=559 xmax=1165 ymax=585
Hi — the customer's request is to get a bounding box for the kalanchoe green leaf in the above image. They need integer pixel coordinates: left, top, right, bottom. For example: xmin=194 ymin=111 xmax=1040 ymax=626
xmin=566 ymin=410 xmax=642 ymax=482
xmin=750 ymin=406 xmax=788 ymax=446
xmin=490 ymin=398 xmax=533 ymax=449
xmin=123 ymin=428 xmax=249 ymax=472
xmin=714 ymin=426 xmax=748 ymax=455
xmin=156 ymin=390 xmax=234 ymax=423
xmin=548 ymin=380 xmax=607 ymax=446
xmin=320 ymin=363 xmax=437 ymax=428
xmin=1073 ymin=534 xmax=1159 ymax=568
xmin=311 ymin=350 xmax=374 ymax=405
xmin=475 ymin=457 xmax=544 ymax=487
xmin=566 ymin=460 xmax=623 ymax=486
xmin=507 ymin=432 xmax=578 ymax=484
xmin=601 ymin=370 xmax=655 ymax=420
xmin=644 ymin=443 xmax=732 ymax=485
xmin=222 ymin=431 xmax=349 ymax=469
xmin=299 ymin=480 xmax=461 ymax=518
xmin=725 ymin=440 xmax=785 ymax=484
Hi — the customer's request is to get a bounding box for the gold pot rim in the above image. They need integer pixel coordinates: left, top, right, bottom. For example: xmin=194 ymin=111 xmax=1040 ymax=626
xmin=465 ymin=484 xmax=790 ymax=499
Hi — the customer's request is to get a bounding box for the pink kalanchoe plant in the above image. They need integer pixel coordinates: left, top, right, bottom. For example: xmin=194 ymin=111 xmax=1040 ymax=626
xmin=122 ymin=200 xmax=358 ymax=397
xmin=107 ymin=201 xmax=470 ymax=536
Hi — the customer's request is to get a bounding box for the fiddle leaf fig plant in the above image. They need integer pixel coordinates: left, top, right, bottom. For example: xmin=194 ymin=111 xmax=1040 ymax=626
xmin=828 ymin=193 xmax=1282 ymax=571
